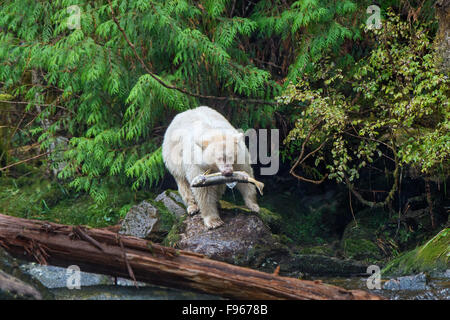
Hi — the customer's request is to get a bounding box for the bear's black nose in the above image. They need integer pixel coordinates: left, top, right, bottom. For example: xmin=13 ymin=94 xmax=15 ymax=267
xmin=221 ymin=168 xmax=233 ymax=176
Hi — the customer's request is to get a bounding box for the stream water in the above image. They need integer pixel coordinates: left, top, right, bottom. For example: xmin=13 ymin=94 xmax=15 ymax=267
xmin=317 ymin=275 xmax=450 ymax=300
xmin=48 ymin=276 xmax=449 ymax=300
xmin=20 ymin=263 xmax=450 ymax=300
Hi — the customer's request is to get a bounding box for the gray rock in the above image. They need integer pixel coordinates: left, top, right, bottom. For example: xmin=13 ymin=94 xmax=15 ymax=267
xmin=119 ymin=201 xmax=160 ymax=238
xmin=177 ymin=210 xmax=282 ymax=266
xmin=383 ymin=273 xmax=429 ymax=291
xmin=155 ymin=190 xmax=186 ymax=218
xmin=19 ymin=263 xmax=149 ymax=288
xmin=19 ymin=263 xmax=113 ymax=289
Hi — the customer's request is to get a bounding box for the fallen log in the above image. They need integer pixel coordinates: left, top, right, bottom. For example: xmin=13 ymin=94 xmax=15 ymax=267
xmin=0 ymin=213 xmax=383 ymax=300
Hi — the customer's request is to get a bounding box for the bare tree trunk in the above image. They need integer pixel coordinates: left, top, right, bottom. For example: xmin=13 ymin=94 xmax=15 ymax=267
xmin=0 ymin=213 xmax=383 ymax=300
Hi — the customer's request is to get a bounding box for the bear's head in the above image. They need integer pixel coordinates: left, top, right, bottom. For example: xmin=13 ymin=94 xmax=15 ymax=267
xmin=197 ymin=130 xmax=244 ymax=176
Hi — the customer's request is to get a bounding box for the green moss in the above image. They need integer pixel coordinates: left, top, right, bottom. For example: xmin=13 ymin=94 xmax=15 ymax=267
xmin=0 ymin=174 xmax=153 ymax=228
xmin=343 ymin=238 xmax=382 ymax=262
xmin=382 ymin=228 xmax=450 ymax=276
xmin=151 ymin=199 xmax=176 ymax=234
xmin=166 ymin=189 xmax=186 ymax=207
xmin=219 ymin=200 xmax=283 ymax=233
xmin=341 ymin=220 xmax=383 ymax=263
xmin=218 ymin=200 xmax=244 ymax=211
xmin=163 ymin=215 xmax=186 ymax=247
xmin=272 ymin=233 xmax=294 ymax=245
xmin=297 ymin=244 xmax=334 ymax=256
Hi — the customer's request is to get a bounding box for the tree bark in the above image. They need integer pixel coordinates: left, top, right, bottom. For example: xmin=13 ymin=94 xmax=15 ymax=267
xmin=0 ymin=213 xmax=383 ymax=300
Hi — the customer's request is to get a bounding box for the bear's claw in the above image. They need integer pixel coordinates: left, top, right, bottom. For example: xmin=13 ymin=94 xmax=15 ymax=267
xmin=246 ymin=202 xmax=260 ymax=213
xmin=187 ymin=204 xmax=200 ymax=216
xmin=204 ymin=216 xmax=224 ymax=229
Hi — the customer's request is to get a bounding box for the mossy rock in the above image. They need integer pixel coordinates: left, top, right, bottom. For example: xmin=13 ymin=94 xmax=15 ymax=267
xmin=219 ymin=200 xmax=283 ymax=233
xmin=151 ymin=199 xmax=177 ymax=234
xmin=153 ymin=190 xmax=187 ymax=246
xmin=341 ymin=220 xmax=384 ymax=263
xmin=297 ymin=244 xmax=334 ymax=256
xmin=176 ymin=204 xmax=286 ymax=267
xmin=382 ymin=228 xmax=450 ymax=276
xmin=119 ymin=197 xmax=179 ymax=243
xmin=273 ymin=254 xmax=368 ymax=277
xmin=154 ymin=189 xmax=186 ymax=218
xmin=161 ymin=199 xmax=283 ymax=248
xmin=163 ymin=215 xmax=186 ymax=247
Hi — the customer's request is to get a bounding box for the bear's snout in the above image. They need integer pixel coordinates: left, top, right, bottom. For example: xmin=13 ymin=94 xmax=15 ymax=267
xmin=220 ymin=167 xmax=233 ymax=177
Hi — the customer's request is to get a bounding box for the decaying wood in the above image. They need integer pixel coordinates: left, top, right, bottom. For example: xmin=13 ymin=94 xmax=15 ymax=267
xmin=0 ymin=213 xmax=383 ymax=300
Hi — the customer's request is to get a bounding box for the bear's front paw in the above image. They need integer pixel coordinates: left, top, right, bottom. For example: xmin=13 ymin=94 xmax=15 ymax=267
xmin=204 ymin=216 xmax=224 ymax=229
xmin=246 ymin=202 xmax=260 ymax=213
xmin=187 ymin=204 xmax=200 ymax=216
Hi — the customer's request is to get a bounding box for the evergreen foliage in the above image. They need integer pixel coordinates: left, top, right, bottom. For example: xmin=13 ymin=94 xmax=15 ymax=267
xmin=0 ymin=0 xmax=446 ymax=212
xmin=0 ymin=0 xmax=370 ymax=201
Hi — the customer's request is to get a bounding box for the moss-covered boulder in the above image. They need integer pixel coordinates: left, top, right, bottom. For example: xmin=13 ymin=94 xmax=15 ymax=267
xmin=173 ymin=200 xmax=285 ymax=267
xmin=341 ymin=220 xmax=384 ymax=263
xmin=297 ymin=244 xmax=335 ymax=256
xmin=382 ymin=228 xmax=450 ymax=276
xmin=154 ymin=190 xmax=186 ymax=218
xmin=152 ymin=193 xmax=369 ymax=276
xmin=119 ymin=201 xmax=161 ymax=239
xmin=219 ymin=200 xmax=283 ymax=233
xmin=119 ymin=197 xmax=178 ymax=242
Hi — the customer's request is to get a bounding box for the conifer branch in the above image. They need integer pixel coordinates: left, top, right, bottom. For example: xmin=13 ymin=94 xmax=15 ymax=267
xmin=107 ymin=0 xmax=277 ymax=106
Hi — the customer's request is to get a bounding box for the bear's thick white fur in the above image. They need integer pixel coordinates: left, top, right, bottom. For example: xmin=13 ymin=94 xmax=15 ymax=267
xmin=162 ymin=106 xmax=259 ymax=229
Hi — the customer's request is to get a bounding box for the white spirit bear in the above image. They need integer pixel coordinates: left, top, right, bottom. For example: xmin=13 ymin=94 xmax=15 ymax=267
xmin=162 ymin=106 xmax=259 ymax=229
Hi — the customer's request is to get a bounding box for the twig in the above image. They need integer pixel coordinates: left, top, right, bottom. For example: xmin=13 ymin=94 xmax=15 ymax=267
xmin=289 ymin=120 xmax=329 ymax=184
xmin=425 ymin=178 xmax=435 ymax=229
xmin=252 ymin=58 xmax=282 ymax=69
xmin=0 ymin=151 xmax=50 ymax=171
xmin=117 ymin=235 xmax=138 ymax=288
xmin=72 ymin=226 xmax=105 ymax=252
xmin=0 ymin=100 xmax=74 ymax=114
xmin=349 ymin=188 xmax=357 ymax=226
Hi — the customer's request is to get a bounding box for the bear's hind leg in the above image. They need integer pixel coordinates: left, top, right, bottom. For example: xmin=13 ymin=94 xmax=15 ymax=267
xmin=175 ymin=177 xmax=199 ymax=215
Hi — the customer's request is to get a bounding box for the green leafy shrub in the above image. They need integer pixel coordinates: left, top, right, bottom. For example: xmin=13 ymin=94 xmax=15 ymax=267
xmin=280 ymin=11 xmax=448 ymax=205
